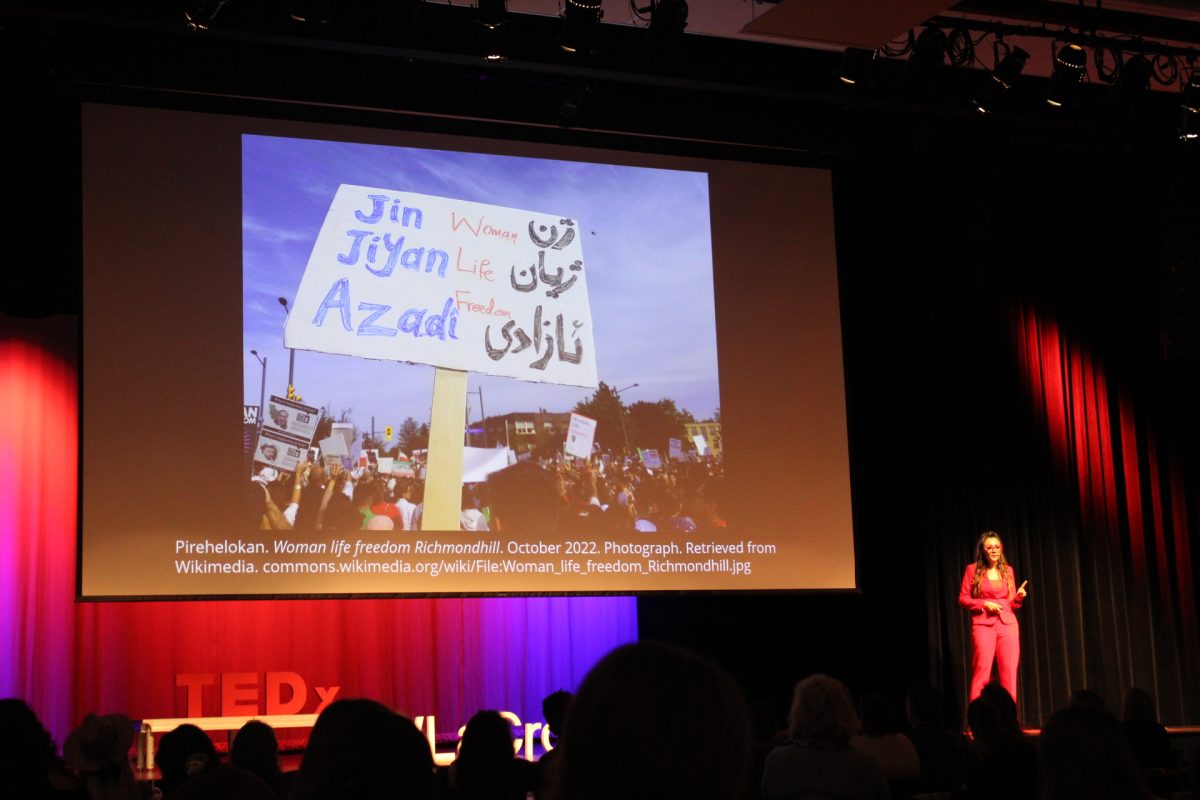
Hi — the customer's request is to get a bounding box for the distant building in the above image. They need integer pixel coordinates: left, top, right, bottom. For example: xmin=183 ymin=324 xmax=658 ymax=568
xmin=684 ymin=421 xmax=722 ymax=457
xmin=481 ymin=411 xmax=572 ymax=454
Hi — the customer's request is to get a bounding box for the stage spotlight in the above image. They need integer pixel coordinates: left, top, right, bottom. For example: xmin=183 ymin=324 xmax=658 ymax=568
xmin=479 ymin=0 xmax=507 ymax=30
xmin=561 ymin=0 xmax=603 ymax=54
xmin=184 ymin=0 xmax=229 ymax=31
xmin=1180 ymin=70 xmax=1200 ymax=141
xmin=480 ymin=22 xmax=508 ymax=61
xmin=1045 ymin=43 xmax=1086 ymax=108
xmin=476 ymin=0 xmax=508 ymax=60
xmin=972 ymin=44 xmax=1029 ymax=114
xmin=837 ymin=48 xmax=876 ymax=86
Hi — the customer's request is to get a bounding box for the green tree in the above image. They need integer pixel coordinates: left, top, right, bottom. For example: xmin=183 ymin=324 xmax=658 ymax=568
xmin=397 ymin=416 xmax=429 ymax=454
xmin=573 ymin=382 xmax=630 ymax=454
xmin=628 ymin=399 xmax=695 ymax=454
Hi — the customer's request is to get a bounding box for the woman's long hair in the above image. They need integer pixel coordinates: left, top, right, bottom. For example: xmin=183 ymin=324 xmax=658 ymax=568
xmin=971 ymin=531 xmax=1013 ymax=598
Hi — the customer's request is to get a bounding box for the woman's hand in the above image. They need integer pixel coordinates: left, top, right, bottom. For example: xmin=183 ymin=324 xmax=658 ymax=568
xmin=983 ymin=601 xmax=1004 ymax=614
xmin=1017 ymin=580 xmax=1029 ymax=598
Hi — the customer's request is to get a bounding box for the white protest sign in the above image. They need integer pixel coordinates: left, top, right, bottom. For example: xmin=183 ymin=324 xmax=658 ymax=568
xmin=641 ymin=449 xmax=663 ymax=469
xmin=668 ymin=437 xmax=683 ymax=461
xmin=253 ymin=429 xmax=306 ymax=473
xmin=462 ymin=446 xmax=513 ymax=483
xmin=564 ymin=412 xmax=597 ymax=460
xmin=692 ymin=434 xmax=709 ymax=455
xmin=284 ymin=184 xmax=598 ymax=388
xmin=319 ymin=434 xmax=348 ymax=458
xmin=262 ymin=396 xmax=320 ymax=444
xmin=331 ymin=422 xmax=355 ymax=452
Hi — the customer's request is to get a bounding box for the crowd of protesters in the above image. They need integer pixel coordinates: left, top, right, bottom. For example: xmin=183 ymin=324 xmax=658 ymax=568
xmin=248 ymin=449 xmax=726 ymax=536
xmin=5 ymin=640 xmax=1197 ymax=800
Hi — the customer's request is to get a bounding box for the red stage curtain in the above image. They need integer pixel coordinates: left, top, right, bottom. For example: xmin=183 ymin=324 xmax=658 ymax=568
xmin=1 ymin=315 xmax=637 ymax=746
xmin=0 ymin=314 xmax=80 ymax=740
xmin=1002 ymin=304 xmax=1198 ymax=722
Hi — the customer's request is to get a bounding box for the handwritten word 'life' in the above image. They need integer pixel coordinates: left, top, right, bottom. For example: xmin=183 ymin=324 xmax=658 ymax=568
xmin=313 ymin=278 xmax=459 ymax=340
xmin=485 ymin=305 xmax=583 ymax=371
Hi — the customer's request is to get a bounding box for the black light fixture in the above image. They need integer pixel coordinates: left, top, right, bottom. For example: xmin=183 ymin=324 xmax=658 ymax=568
xmin=479 ymin=0 xmax=507 ymax=30
xmin=648 ymin=0 xmax=688 ymax=40
xmin=478 ymin=0 xmax=508 ymax=61
xmin=561 ymin=0 xmax=603 ymax=55
xmin=1180 ymin=70 xmax=1200 ymax=141
xmin=909 ymin=26 xmax=948 ymax=76
xmin=1117 ymin=53 xmax=1154 ymax=92
xmin=972 ymin=43 xmax=1029 ymax=114
xmin=184 ymin=0 xmax=229 ymax=31
xmin=1112 ymin=52 xmax=1154 ymax=116
xmin=837 ymin=47 xmax=876 ymax=86
xmin=1046 ymin=43 xmax=1087 ymax=108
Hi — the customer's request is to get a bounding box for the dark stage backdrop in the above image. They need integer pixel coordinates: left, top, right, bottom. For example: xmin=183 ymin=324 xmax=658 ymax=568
xmin=830 ymin=143 xmax=1200 ymax=727
xmin=4 ymin=126 xmax=1199 ymax=747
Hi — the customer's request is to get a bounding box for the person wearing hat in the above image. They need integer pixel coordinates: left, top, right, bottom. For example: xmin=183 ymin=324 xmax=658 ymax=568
xmin=63 ymin=713 xmax=139 ymax=800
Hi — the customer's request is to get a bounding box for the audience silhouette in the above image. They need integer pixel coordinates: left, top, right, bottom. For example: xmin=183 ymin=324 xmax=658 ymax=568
xmin=4 ymin=642 xmax=1198 ymax=800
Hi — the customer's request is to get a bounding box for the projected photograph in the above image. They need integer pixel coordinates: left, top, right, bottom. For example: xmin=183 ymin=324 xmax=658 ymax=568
xmin=81 ymin=104 xmax=852 ymax=597
xmin=242 ymin=135 xmax=724 ymax=541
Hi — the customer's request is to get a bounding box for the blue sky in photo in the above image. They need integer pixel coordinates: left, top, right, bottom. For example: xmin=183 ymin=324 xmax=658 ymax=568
xmin=242 ymin=134 xmax=720 ymax=435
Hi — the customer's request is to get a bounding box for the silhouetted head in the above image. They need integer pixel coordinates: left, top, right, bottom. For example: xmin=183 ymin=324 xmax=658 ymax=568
xmin=293 ymin=699 xmax=433 ymax=800
xmin=980 ymin=682 xmax=1022 ymax=734
xmin=0 ymin=699 xmax=58 ymax=792
xmin=562 ymin=641 xmax=749 ymax=800
xmin=1122 ymin=687 xmax=1157 ymax=724
xmin=157 ymin=724 xmax=219 ymax=796
xmin=788 ymin=674 xmax=858 ymax=748
xmin=541 ymin=690 xmax=572 ymax=737
xmin=1039 ymin=705 xmax=1153 ymax=800
xmin=230 ymin=720 xmax=282 ymax=791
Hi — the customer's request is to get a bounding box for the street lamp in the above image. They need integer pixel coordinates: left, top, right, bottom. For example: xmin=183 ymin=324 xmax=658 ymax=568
xmin=278 ymin=297 xmax=296 ymax=394
xmin=613 ymin=382 xmax=639 ymax=457
xmin=250 ymin=349 xmax=267 ymax=431
xmin=471 ymin=386 xmax=488 ymax=447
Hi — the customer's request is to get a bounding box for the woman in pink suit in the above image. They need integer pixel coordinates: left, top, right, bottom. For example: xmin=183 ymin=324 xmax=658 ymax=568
xmin=959 ymin=532 xmax=1029 ymax=702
